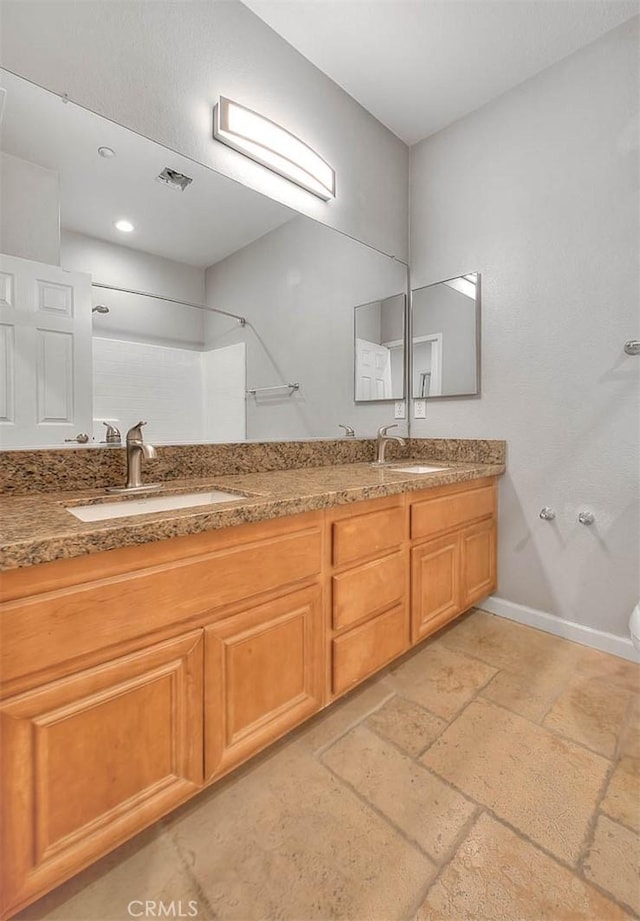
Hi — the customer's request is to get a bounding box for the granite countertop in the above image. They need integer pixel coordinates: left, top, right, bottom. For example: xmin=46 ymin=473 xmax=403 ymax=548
xmin=0 ymin=460 xmax=505 ymax=571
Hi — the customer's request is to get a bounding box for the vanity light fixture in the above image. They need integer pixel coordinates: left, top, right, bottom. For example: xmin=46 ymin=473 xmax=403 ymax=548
xmin=114 ymin=219 xmax=134 ymax=233
xmin=213 ymin=96 xmax=335 ymax=201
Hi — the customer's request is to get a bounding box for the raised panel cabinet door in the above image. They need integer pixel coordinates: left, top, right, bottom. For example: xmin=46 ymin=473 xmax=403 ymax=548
xmin=0 ymin=632 xmax=203 ymax=920
xmin=461 ymin=518 xmax=497 ymax=608
xmin=411 ymin=533 xmax=461 ymax=643
xmin=204 ymin=585 xmax=324 ymax=781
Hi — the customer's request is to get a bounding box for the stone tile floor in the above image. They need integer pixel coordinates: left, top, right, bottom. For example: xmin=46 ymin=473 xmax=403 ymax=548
xmin=19 ymin=610 xmax=640 ymax=921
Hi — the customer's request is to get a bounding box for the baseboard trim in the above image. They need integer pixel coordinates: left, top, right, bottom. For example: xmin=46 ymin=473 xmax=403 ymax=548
xmin=480 ymin=596 xmax=640 ymax=664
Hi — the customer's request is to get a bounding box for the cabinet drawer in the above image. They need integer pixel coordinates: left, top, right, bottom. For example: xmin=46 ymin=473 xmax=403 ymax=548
xmin=332 ymin=604 xmax=408 ymax=696
xmin=332 ymin=550 xmax=406 ymax=631
xmin=0 ymin=632 xmax=203 ymax=918
xmin=411 ymin=485 xmax=495 ymax=541
xmin=332 ymin=505 xmax=405 ymax=568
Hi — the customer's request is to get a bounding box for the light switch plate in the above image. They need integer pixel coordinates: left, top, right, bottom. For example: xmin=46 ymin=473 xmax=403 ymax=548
xmin=414 ymin=400 xmax=427 ymax=419
xmin=394 ymin=401 xmax=406 ymax=419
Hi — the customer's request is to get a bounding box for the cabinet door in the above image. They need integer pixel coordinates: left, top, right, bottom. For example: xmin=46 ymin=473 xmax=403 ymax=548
xmin=204 ymin=586 xmax=323 ymax=781
xmin=411 ymin=533 xmax=461 ymax=643
xmin=461 ymin=518 xmax=497 ymax=608
xmin=0 ymin=632 xmax=203 ymax=919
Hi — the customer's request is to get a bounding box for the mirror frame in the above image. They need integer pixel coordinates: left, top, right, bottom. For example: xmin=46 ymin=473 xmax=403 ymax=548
xmin=353 ymin=294 xmax=407 ymax=404
xmin=409 ymin=273 xmax=481 ymax=401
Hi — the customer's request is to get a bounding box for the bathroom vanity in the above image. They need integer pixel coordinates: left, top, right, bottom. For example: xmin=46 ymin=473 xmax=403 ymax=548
xmin=0 ymin=454 xmax=501 ymax=918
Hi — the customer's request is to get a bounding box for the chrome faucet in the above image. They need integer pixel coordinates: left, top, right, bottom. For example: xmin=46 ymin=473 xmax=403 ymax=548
xmin=102 ymin=422 xmax=122 ymax=444
xmin=106 ymin=421 xmax=160 ymax=493
xmin=338 ymin=424 xmax=356 ymax=438
xmin=372 ymin=424 xmax=406 ymax=465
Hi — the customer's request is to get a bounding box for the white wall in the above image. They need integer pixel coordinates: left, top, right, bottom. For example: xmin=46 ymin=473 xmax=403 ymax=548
xmin=61 ymin=231 xmax=205 ymax=348
xmin=0 ymin=151 xmax=60 ymax=264
xmin=203 ymin=343 xmax=246 ymax=442
xmin=410 ymin=19 xmax=640 ymax=639
xmin=0 ymin=0 xmax=409 ymax=261
xmin=93 ymin=338 xmax=204 ymax=445
xmin=206 ymin=215 xmax=408 ymax=440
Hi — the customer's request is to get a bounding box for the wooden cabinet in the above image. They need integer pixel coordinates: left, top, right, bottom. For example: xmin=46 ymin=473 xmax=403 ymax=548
xmin=328 ymin=496 xmax=410 ymax=698
xmin=204 ymin=585 xmax=324 ymax=780
xmin=332 ymin=550 xmax=405 ymax=631
xmin=332 ymin=502 xmax=405 ymax=568
xmin=0 ymin=478 xmax=499 ymax=918
xmin=461 ymin=517 xmax=497 ymax=607
xmin=0 ymin=511 xmax=324 ymax=920
xmin=1 ymin=632 xmax=203 ymax=917
xmin=332 ymin=604 xmax=408 ymax=696
xmin=411 ymin=533 xmax=461 ymax=641
xmin=411 ymin=482 xmax=495 ymax=542
xmin=409 ymin=479 xmax=497 ymax=643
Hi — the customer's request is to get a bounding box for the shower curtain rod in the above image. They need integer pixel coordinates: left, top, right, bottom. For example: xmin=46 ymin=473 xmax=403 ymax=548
xmin=91 ymin=281 xmax=247 ymax=326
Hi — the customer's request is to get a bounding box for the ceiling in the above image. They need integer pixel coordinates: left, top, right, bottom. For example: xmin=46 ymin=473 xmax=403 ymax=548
xmin=242 ymin=0 xmax=639 ymax=145
xmin=0 ymin=70 xmax=294 ymax=268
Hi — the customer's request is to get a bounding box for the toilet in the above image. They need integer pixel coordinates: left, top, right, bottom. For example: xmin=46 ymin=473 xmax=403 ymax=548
xmin=630 ymin=603 xmax=640 ymax=651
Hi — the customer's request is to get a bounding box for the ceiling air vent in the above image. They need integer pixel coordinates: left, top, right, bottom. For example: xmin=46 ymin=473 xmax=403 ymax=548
xmin=156 ymin=167 xmax=193 ymax=191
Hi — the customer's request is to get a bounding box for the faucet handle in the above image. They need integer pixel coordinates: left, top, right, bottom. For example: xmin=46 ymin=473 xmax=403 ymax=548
xmin=126 ymin=420 xmax=148 ymax=442
xmin=102 ymin=422 xmax=122 ymax=444
xmin=377 ymin=424 xmax=398 ymax=437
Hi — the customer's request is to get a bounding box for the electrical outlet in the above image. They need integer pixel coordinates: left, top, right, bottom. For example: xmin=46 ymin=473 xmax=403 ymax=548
xmin=394 ymin=401 xmax=406 ymax=419
xmin=414 ymin=399 xmax=427 ymax=419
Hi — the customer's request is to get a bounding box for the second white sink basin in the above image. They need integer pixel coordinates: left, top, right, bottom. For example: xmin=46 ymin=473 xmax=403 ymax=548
xmin=390 ymin=465 xmax=449 ymax=474
xmin=67 ymin=490 xmax=248 ymax=522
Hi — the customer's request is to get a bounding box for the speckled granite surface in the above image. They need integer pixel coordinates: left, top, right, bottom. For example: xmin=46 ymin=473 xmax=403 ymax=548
xmin=0 ymin=440 xmax=377 ymax=495
xmin=0 ymin=458 xmax=505 ymax=570
xmin=407 ymin=438 xmax=506 ymax=465
xmin=0 ymin=438 xmax=506 ymax=495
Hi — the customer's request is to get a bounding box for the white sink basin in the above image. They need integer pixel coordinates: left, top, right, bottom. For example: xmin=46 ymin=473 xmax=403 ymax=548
xmin=67 ymin=490 xmax=247 ymax=522
xmin=389 ymin=464 xmax=449 ymax=474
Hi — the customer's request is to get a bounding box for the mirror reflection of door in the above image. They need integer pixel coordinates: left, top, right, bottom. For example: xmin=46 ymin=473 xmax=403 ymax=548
xmin=0 ymin=253 xmax=93 ymax=447
xmin=355 ymin=338 xmax=392 ymax=400
xmin=353 ymin=294 xmax=406 ymax=402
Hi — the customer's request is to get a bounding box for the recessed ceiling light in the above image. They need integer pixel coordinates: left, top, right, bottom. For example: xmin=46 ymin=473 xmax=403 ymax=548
xmin=98 ymin=146 xmax=115 ymax=158
xmin=114 ymin=219 xmax=134 ymax=233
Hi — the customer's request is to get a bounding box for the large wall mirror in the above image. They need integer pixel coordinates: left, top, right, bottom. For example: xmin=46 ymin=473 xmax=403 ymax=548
xmin=411 ymin=273 xmax=480 ymax=398
xmin=354 ymin=294 xmax=405 ymax=402
xmin=0 ymin=70 xmax=407 ymax=449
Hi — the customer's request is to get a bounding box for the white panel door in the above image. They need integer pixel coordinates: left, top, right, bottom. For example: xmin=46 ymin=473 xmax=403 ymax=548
xmin=0 ymin=253 xmax=93 ymax=447
xmin=355 ymin=337 xmax=392 ymax=401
